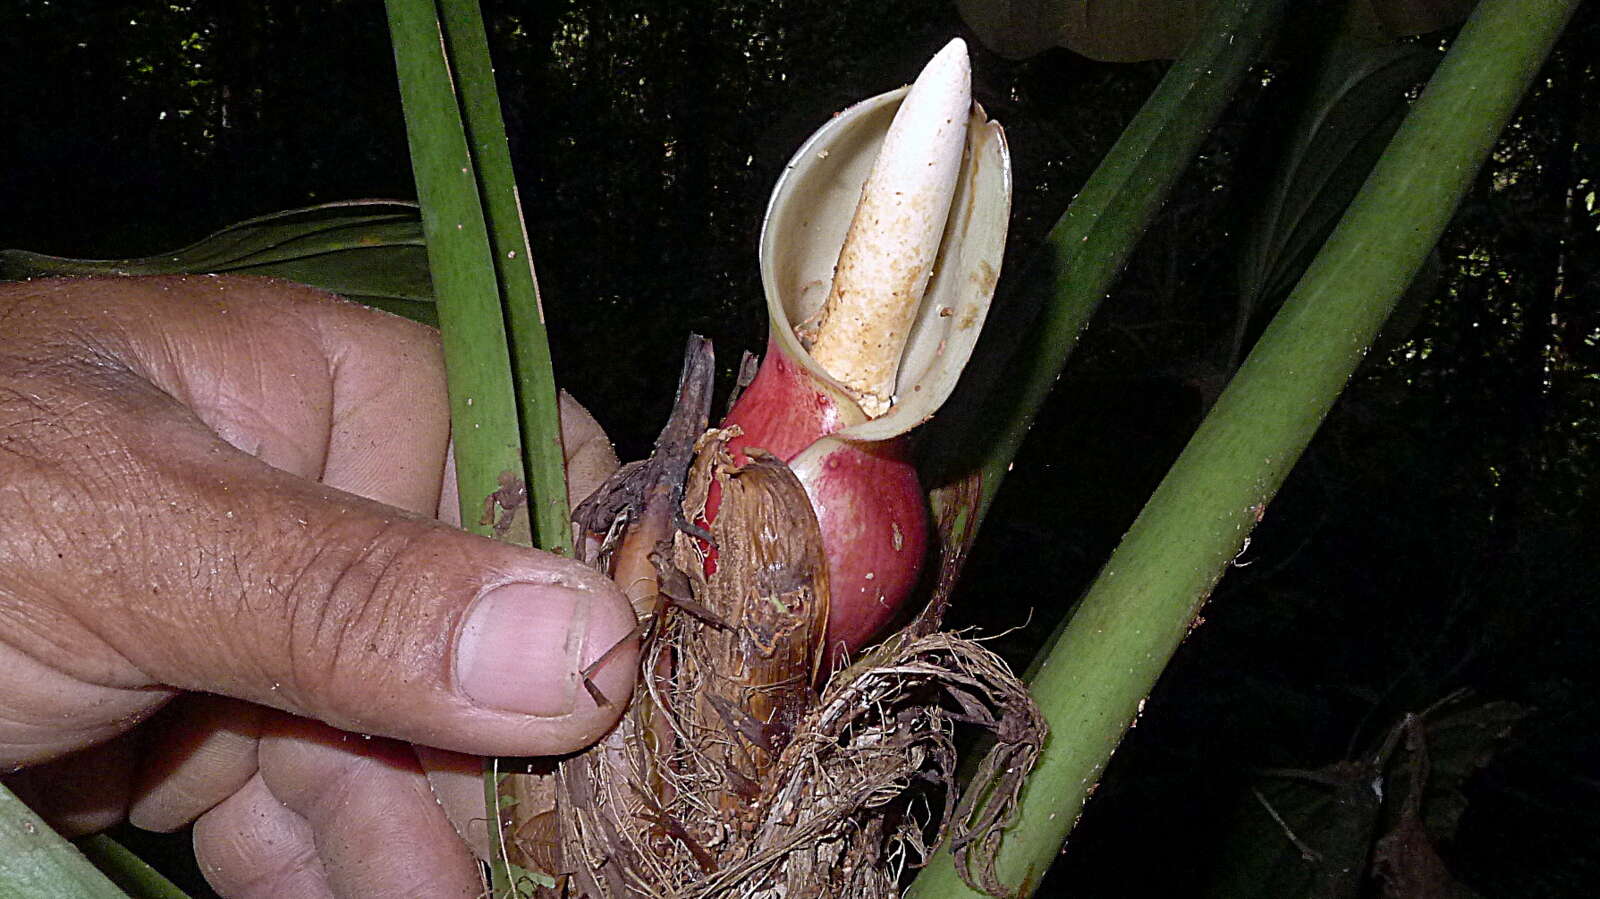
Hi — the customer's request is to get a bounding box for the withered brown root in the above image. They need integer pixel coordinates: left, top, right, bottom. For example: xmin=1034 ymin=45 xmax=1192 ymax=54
xmin=515 ymin=340 xmax=1044 ymax=899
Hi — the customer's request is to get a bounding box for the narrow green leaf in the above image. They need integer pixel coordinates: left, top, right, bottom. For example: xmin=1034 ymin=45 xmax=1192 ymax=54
xmin=0 ymin=201 xmax=435 ymax=323
xmin=437 ymin=0 xmax=570 ymax=555
xmin=386 ymin=0 xmax=531 ymax=547
xmin=385 ymin=3 xmax=572 ymax=895
xmin=0 ymin=782 xmax=129 ymax=899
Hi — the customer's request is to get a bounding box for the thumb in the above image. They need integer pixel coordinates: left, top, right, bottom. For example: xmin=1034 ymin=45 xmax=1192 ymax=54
xmin=10 ymin=361 xmax=639 ymax=758
xmin=0 ymin=276 xmax=638 ymax=761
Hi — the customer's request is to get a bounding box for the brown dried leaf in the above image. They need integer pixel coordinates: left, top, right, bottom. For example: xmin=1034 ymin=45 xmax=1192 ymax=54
xmin=673 ymin=436 xmax=830 ymax=826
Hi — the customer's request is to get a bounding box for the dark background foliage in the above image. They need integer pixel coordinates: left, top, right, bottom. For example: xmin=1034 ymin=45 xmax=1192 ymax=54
xmin=4 ymin=1 xmax=1597 ymax=895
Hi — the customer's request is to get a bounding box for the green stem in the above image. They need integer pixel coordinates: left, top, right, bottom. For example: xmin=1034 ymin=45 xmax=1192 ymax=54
xmin=913 ymin=0 xmax=1576 ymax=895
xmin=385 ymin=0 xmax=531 ymax=547
xmin=919 ymin=0 xmax=1286 ymax=878
xmin=437 ymin=0 xmax=571 ymax=554
xmin=74 ymin=835 xmax=191 ymax=899
xmin=386 ymin=2 xmax=573 ymax=894
xmin=929 ymin=0 xmax=1287 ymax=533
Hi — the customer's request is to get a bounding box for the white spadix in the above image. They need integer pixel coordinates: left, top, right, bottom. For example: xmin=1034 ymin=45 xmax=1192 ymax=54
xmin=803 ymin=37 xmax=972 ymax=418
xmin=724 ymin=37 xmax=1008 ymax=664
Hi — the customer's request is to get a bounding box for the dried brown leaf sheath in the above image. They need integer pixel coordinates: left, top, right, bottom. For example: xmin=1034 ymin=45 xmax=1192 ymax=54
xmin=673 ymin=437 xmax=830 ymax=817
xmin=532 ymin=429 xmax=832 ymax=897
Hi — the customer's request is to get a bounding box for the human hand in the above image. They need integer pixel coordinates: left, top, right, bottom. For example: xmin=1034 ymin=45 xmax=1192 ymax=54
xmin=0 ymin=275 xmax=639 ymax=896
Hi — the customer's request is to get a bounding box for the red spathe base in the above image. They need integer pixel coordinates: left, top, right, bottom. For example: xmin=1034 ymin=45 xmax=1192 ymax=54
xmin=723 ymin=337 xmax=854 ymax=461
xmin=790 ymin=439 xmax=927 ymax=666
xmin=720 ymin=337 xmax=928 ymax=667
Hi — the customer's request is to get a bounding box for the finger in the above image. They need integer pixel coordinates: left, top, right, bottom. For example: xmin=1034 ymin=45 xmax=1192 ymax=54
xmin=0 ymin=276 xmax=638 ymax=762
xmin=193 ymin=771 xmax=333 ymax=899
xmin=558 ymin=390 xmax=622 ymax=507
xmin=1 ymin=731 xmax=138 ymax=836
xmin=414 ymin=745 xmax=493 ymax=860
xmin=128 ymin=694 xmax=265 ymax=832
xmin=108 ymin=274 xmax=452 ymax=515
xmin=101 ymin=274 xmax=612 ymax=520
xmin=256 ymin=717 xmax=481 ymax=898
xmin=0 ymin=637 xmax=166 ymax=767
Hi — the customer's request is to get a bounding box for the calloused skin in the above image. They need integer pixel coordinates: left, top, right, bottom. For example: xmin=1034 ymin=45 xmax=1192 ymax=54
xmin=0 ymin=275 xmax=640 ymax=897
